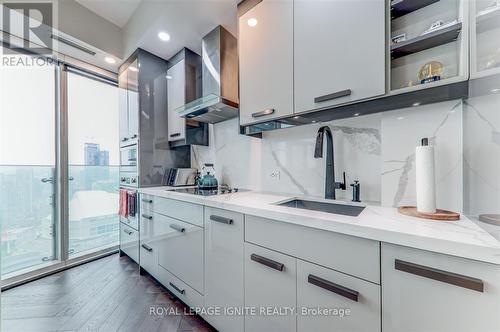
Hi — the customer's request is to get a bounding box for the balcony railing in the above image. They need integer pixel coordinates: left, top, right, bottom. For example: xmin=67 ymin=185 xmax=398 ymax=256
xmin=0 ymin=165 xmax=119 ymax=277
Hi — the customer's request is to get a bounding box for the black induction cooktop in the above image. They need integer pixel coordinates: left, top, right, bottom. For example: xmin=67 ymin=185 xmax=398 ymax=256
xmin=171 ymin=187 xmax=243 ymax=196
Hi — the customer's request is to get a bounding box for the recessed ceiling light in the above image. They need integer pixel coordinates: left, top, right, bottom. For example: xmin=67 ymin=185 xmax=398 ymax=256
xmin=491 ymin=88 xmax=500 ymax=94
xmin=166 ymin=75 xmax=173 ymax=80
xmin=293 ymin=116 xmax=299 ymax=119
xmin=311 ymin=120 xmax=316 ymax=123
xmin=158 ymin=31 xmax=171 ymax=42
xmin=412 ymin=102 xmax=421 ymax=107
xmin=247 ymin=18 xmax=258 ymax=27
xmin=129 ymin=66 xmax=138 ymax=72
xmin=104 ymin=57 xmax=116 ymax=64
xmin=353 ymin=113 xmax=360 ymax=116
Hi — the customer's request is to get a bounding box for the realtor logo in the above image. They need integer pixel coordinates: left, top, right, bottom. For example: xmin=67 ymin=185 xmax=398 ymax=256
xmin=2 ymin=1 xmax=54 ymax=54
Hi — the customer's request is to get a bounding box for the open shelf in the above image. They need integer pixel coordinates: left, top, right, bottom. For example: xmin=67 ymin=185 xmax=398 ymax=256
xmin=391 ymin=22 xmax=462 ymax=60
xmin=477 ymin=5 xmax=500 ymax=33
xmin=391 ymin=0 xmax=440 ymax=19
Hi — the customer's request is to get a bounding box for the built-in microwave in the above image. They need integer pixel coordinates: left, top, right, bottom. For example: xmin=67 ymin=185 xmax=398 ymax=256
xmin=120 ymin=144 xmax=137 ymax=171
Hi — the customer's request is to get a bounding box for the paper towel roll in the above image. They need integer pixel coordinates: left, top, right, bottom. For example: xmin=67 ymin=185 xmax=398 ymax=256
xmin=416 ymin=145 xmax=436 ymax=213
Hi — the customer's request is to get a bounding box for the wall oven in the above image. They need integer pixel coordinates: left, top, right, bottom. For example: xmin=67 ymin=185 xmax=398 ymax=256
xmin=120 ymin=144 xmax=137 ymax=168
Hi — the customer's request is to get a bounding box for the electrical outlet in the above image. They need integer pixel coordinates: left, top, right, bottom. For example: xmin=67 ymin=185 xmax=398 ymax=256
xmin=270 ymin=170 xmax=281 ymax=180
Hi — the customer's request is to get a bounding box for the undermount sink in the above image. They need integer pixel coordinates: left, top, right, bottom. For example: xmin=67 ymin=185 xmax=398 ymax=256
xmin=276 ymin=198 xmax=365 ymax=217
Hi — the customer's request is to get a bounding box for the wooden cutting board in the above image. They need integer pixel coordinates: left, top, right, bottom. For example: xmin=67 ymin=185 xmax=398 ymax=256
xmin=398 ymin=206 xmax=460 ymax=221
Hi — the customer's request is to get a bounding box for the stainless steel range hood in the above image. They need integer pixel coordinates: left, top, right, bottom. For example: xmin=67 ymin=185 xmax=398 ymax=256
xmin=176 ymin=26 xmax=239 ymax=123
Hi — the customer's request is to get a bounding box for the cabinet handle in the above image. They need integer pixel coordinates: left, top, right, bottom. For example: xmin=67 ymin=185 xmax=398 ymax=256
xmin=123 ymin=229 xmax=133 ymax=236
xmin=141 ymin=214 xmax=153 ymax=220
xmin=395 ymin=259 xmax=484 ymax=292
xmin=170 ymin=133 xmax=181 ymax=138
xmin=141 ymin=244 xmax=153 ymax=252
xmin=130 ymin=134 xmax=138 ymax=139
xmin=170 ymin=224 xmax=185 ymax=233
xmin=251 ymin=108 xmax=275 ymax=118
xmin=141 ymin=198 xmax=153 ymax=204
xmin=210 ymin=215 xmax=233 ymax=225
xmin=169 ymin=282 xmax=185 ymax=295
xmin=308 ymin=274 xmax=359 ymax=302
xmin=250 ymin=254 xmax=284 ymax=272
xmin=314 ymin=89 xmax=351 ymax=103
xmin=121 ymin=137 xmax=129 ymax=142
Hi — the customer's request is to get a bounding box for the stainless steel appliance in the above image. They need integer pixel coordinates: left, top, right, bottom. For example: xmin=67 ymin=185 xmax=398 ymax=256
xmin=176 ymin=26 xmax=239 ymax=123
xmin=165 ymin=168 xmax=197 ymax=186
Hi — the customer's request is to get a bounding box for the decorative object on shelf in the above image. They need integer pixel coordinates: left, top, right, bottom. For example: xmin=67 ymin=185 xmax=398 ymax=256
xmin=418 ymin=61 xmax=443 ymax=84
xmin=397 ymin=206 xmax=460 ymax=221
xmin=421 ymin=19 xmax=458 ymax=35
xmin=390 ymin=22 xmax=462 ymax=60
xmin=416 ymin=137 xmax=436 ymax=213
xmin=392 ymin=33 xmax=407 ymax=44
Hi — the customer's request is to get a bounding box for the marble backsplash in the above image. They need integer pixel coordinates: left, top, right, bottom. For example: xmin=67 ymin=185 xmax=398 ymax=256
xmin=191 ymin=96 xmax=499 ymax=215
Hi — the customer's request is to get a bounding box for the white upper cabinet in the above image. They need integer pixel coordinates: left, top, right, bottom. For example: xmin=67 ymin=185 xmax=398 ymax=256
xmin=167 ymin=60 xmax=186 ymax=141
xmin=293 ymin=0 xmax=386 ymax=113
xmin=239 ymin=0 xmax=294 ymax=125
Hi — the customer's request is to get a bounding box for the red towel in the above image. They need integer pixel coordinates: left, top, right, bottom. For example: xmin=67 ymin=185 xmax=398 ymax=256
xmin=119 ymin=189 xmax=128 ymax=218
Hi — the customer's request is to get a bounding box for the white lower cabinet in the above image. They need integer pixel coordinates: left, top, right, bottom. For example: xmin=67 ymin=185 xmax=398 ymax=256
xmin=157 ymin=215 xmax=204 ymax=293
xmin=204 ymin=208 xmax=244 ymax=332
xmin=244 ymin=243 xmax=297 ymax=332
xmin=382 ymin=243 xmax=500 ymax=332
xmin=158 ymin=265 xmax=204 ymax=309
xmin=139 ymin=211 xmax=168 ymax=279
xmin=297 ymin=260 xmax=380 ymax=332
xmin=120 ymin=222 xmax=139 ymax=264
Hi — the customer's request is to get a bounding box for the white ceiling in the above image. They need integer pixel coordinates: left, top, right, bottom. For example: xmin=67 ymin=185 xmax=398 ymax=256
xmin=132 ymin=0 xmax=238 ymax=61
xmin=76 ymin=0 xmax=141 ymax=27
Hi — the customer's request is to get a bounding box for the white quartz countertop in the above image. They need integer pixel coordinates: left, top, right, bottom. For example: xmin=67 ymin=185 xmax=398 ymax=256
xmin=139 ymin=187 xmax=500 ymax=265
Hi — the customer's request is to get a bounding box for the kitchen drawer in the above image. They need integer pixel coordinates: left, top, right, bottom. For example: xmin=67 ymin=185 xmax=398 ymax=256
xmin=204 ymin=207 xmax=244 ymax=332
xmin=154 ymin=197 xmax=203 ymax=227
xmin=245 ymin=215 xmax=380 ymax=284
xmin=120 ymin=214 xmax=138 ymax=231
xmin=157 ymin=265 xmax=203 ymax=309
xmin=120 ymin=222 xmax=139 ymax=264
xmin=297 ymin=260 xmax=380 ymax=332
xmin=157 ymin=215 xmax=204 ymax=293
xmin=140 ymin=194 xmax=154 ymax=213
xmin=245 ymin=243 xmax=296 ymax=332
xmin=382 ymin=243 xmax=500 ymax=332
xmin=139 ymin=212 xmax=159 ymax=278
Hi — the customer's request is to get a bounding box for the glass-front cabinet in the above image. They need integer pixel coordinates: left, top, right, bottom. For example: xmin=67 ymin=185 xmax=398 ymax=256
xmin=471 ymin=0 xmax=500 ymax=78
xmin=389 ymin=0 xmax=469 ymax=94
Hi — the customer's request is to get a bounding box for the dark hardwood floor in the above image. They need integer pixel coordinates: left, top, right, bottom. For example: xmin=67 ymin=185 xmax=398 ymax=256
xmin=1 ymin=254 xmax=216 ymax=332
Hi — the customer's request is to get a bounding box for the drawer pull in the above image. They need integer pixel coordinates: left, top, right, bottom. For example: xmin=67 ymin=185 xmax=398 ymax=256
xmin=252 ymin=108 xmax=275 ymax=118
xmin=170 ymin=224 xmax=185 ymax=233
xmin=395 ymin=259 xmax=484 ymax=292
xmin=250 ymin=254 xmax=284 ymax=272
xmin=308 ymin=274 xmax=359 ymax=302
xmin=123 ymin=229 xmax=133 ymax=236
xmin=314 ymin=89 xmax=351 ymax=103
xmin=169 ymin=282 xmax=185 ymax=295
xmin=141 ymin=244 xmax=153 ymax=252
xmin=170 ymin=133 xmax=181 ymax=138
xmin=141 ymin=198 xmax=153 ymax=204
xmin=210 ymin=215 xmax=233 ymax=225
xmin=141 ymin=214 xmax=153 ymax=220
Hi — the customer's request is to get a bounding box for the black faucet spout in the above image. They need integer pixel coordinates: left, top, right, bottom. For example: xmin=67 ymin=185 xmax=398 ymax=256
xmin=314 ymin=126 xmax=345 ymax=199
